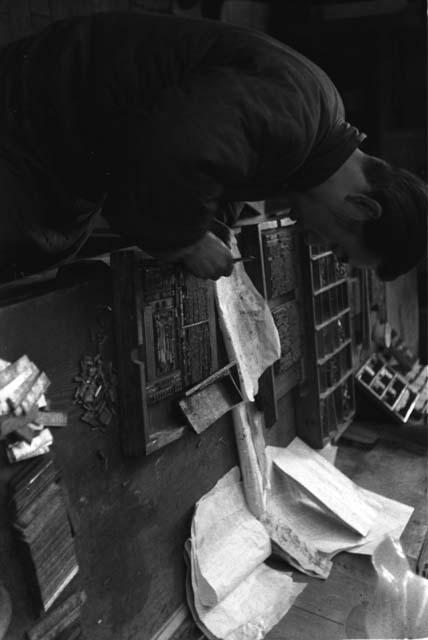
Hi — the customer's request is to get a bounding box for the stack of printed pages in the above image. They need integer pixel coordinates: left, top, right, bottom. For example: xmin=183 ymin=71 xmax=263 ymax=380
xmin=186 ymin=437 xmax=413 ymax=640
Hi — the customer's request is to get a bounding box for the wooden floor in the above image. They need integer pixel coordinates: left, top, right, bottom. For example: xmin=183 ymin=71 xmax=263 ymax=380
xmin=0 ymin=270 xmax=240 ymax=640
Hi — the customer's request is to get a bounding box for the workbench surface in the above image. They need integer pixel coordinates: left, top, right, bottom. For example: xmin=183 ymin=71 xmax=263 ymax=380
xmin=0 ymin=268 xmax=243 ymax=640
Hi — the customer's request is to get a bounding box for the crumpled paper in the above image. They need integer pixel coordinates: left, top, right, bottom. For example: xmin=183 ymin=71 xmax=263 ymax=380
xmin=262 ymin=440 xmax=414 ymax=575
xmin=270 ymin=439 xmax=377 ymax=537
xmin=188 ymin=468 xmax=306 ymax=640
xmin=191 ymin=468 xmax=271 ymax=607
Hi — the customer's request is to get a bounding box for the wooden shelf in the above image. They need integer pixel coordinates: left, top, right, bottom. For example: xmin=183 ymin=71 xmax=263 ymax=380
xmin=315 ymin=307 xmax=350 ymax=331
xmin=296 ymin=239 xmax=355 ymax=449
xmin=320 ymin=369 xmax=353 ymax=400
xmin=314 ymin=278 xmax=348 ymax=296
xmin=331 ymin=413 xmax=354 ymax=443
xmin=310 ymin=250 xmax=332 ymax=261
xmin=317 ymin=338 xmax=352 ymax=366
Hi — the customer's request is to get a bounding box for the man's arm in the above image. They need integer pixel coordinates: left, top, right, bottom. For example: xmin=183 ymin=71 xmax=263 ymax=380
xmin=156 ymin=230 xmax=234 ymax=280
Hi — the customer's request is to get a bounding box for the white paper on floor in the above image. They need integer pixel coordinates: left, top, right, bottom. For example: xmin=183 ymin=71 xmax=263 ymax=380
xmin=187 ymin=441 xmax=414 ymax=638
xmin=192 ymin=467 xmax=271 ymax=607
xmin=264 ymin=438 xmax=414 ymax=563
xmin=189 ymin=467 xmax=306 ymax=640
xmin=271 ymin=438 xmax=377 ymax=536
xmin=346 ymin=489 xmax=414 ymax=555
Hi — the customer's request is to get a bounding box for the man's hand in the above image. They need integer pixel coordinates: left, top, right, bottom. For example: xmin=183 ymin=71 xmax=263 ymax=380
xmin=181 ymin=231 xmax=234 ymax=280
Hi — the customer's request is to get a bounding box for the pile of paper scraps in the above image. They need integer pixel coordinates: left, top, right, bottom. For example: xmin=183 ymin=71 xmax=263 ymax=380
xmin=263 ymin=437 xmax=413 ymax=569
xmin=187 ymin=437 xmax=414 ymax=640
xmin=9 ymin=457 xmax=80 ymax=615
xmin=0 ymin=355 xmax=67 ymax=463
xmin=186 ymin=467 xmax=306 ymax=640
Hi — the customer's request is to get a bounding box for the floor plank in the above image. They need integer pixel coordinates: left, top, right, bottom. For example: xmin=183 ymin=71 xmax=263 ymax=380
xmin=267 ymin=606 xmax=344 ymax=640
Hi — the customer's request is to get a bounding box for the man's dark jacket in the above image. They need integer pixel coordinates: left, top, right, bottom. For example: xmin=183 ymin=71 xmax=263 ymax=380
xmin=0 ymin=11 xmax=364 ymax=272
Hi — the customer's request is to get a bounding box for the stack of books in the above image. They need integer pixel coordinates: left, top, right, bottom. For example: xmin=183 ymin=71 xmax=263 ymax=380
xmin=8 ymin=457 xmax=79 ymax=613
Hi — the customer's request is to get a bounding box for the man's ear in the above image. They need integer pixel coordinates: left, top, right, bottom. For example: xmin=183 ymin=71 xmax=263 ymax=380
xmin=345 ymin=194 xmax=383 ymax=221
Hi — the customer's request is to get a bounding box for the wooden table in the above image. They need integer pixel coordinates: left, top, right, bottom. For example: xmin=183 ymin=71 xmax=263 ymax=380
xmin=0 ymin=265 xmax=241 ymax=640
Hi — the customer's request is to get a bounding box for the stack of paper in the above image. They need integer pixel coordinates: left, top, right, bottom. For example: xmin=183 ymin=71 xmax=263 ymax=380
xmin=187 ymin=440 xmax=414 ymax=638
xmin=187 ymin=468 xmax=306 ymax=640
xmin=263 ymin=438 xmax=414 ymax=573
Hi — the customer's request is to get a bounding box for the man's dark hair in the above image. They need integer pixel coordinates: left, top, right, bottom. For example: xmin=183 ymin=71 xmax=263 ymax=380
xmin=362 ymin=157 xmax=427 ymax=280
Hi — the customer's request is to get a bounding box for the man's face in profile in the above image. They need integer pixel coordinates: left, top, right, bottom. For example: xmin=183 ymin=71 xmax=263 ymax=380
xmin=289 ymin=193 xmax=379 ymax=269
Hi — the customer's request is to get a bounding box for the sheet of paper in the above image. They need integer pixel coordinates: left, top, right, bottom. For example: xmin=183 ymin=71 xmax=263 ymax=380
xmin=347 ymin=488 xmax=414 ymax=555
xmin=261 ymin=508 xmax=333 ymax=579
xmin=231 ymin=403 xmax=266 ymax=519
xmin=214 ymin=240 xmax=281 ymax=402
xmin=265 ymin=445 xmax=414 ymax=564
xmin=246 ymin=404 xmax=269 ymax=496
xmin=266 ymin=447 xmax=367 ymax=559
xmin=271 ymin=438 xmax=377 ymax=536
xmin=263 ymin=447 xmax=350 ymax=577
xmin=191 ymin=467 xmax=271 ymax=607
xmin=188 ymin=539 xmax=306 ymax=640
xmin=319 ymin=441 xmax=339 ymax=466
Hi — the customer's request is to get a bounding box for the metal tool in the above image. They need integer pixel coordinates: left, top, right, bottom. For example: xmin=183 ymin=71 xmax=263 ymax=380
xmin=232 ymin=256 xmax=256 ymax=263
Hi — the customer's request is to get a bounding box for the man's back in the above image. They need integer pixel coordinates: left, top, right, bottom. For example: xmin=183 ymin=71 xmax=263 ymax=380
xmin=0 ymin=12 xmax=363 ymax=270
xmin=0 ymin=13 xmax=349 ymax=197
